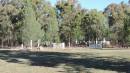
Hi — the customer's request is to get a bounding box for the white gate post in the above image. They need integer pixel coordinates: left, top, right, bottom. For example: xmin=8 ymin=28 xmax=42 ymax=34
xmin=38 ymin=39 xmax=40 ymax=48
xmin=30 ymin=40 xmax=32 ymax=49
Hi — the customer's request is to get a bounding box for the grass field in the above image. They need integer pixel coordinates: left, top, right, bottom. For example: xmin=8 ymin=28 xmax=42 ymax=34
xmin=0 ymin=48 xmax=130 ymax=73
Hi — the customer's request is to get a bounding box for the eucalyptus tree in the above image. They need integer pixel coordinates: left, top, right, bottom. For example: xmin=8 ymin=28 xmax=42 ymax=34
xmin=104 ymin=2 xmax=129 ymax=45
xmin=56 ymin=0 xmax=83 ymax=46
xmin=0 ymin=1 xmax=23 ymax=47
xmin=71 ymin=5 xmax=86 ymax=44
xmin=81 ymin=9 xmax=108 ymax=41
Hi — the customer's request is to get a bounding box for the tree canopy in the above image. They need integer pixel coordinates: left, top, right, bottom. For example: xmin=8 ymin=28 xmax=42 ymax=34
xmin=0 ymin=0 xmax=130 ymax=47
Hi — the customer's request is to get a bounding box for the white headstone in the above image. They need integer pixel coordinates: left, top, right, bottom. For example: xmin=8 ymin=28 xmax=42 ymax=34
xmin=103 ymin=38 xmax=106 ymax=43
xmin=62 ymin=43 xmax=65 ymax=49
xmin=21 ymin=44 xmax=23 ymax=49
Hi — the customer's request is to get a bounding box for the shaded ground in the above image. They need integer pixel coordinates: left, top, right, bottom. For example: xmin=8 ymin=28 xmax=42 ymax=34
xmin=0 ymin=48 xmax=130 ymax=73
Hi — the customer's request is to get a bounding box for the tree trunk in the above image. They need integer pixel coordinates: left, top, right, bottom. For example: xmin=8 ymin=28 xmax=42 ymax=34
xmin=68 ymin=36 xmax=71 ymax=47
xmin=1 ymin=40 xmax=3 ymax=48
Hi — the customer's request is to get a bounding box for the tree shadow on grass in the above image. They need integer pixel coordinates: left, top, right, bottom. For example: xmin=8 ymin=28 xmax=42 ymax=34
xmin=0 ymin=50 xmax=129 ymax=73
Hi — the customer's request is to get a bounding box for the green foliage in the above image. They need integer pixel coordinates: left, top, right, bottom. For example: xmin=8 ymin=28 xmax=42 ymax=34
xmin=35 ymin=1 xmax=60 ymax=43
xmin=56 ymin=0 xmax=84 ymax=45
xmin=22 ymin=0 xmax=43 ymax=44
xmin=82 ymin=9 xmax=108 ymax=41
xmin=0 ymin=0 xmax=130 ymax=47
xmin=72 ymin=11 xmax=85 ymax=41
xmin=123 ymin=14 xmax=130 ymax=45
xmin=104 ymin=2 xmax=130 ymax=45
xmin=0 ymin=3 xmax=23 ymax=46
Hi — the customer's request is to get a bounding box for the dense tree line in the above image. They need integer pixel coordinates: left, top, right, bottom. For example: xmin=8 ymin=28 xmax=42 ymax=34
xmin=0 ymin=0 xmax=130 ymax=47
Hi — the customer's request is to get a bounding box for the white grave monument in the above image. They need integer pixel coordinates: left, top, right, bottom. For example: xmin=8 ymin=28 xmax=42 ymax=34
xmin=52 ymin=43 xmax=65 ymax=49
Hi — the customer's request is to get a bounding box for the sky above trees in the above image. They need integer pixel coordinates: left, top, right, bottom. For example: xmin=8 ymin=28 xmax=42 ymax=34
xmin=47 ymin=0 xmax=128 ymax=11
